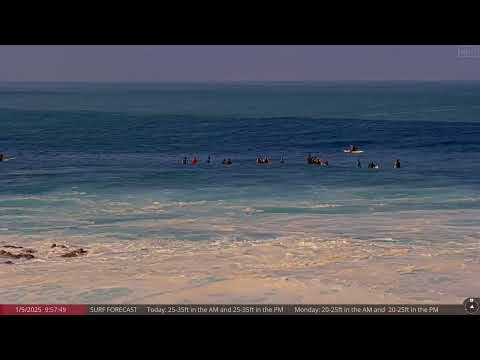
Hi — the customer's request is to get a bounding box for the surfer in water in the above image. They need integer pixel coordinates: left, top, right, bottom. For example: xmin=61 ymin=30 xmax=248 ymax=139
xmin=0 ymin=154 xmax=13 ymax=162
xmin=182 ymin=157 xmax=188 ymax=165
xmin=191 ymin=157 xmax=199 ymax=165
xmin=306 ymin=153 xmax=313 ymax=164
xmin=357 ymin=159 xmax=362 ymax=168
xmin=207 ymin=155 xmax=211 ymax=164
xmin=394 ymin=159 xmax=401 ymax=168
xmin=280 ymin=155 xmax=285 ymax=164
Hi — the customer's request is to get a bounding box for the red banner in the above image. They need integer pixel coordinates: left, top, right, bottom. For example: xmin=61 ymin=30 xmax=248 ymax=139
xmin=0 ymin=304 xmax=88 ymax=315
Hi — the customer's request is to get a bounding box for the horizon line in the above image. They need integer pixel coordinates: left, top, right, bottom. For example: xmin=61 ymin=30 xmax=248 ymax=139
xmin=1 ymin=79 xmax=480 ymax=83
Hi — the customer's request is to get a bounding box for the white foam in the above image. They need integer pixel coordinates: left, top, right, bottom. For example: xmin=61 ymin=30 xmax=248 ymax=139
xmin=307 ymin=204 xmax=340 ymax=209
xmin=242 ymin=207 xmax=264 ymax=215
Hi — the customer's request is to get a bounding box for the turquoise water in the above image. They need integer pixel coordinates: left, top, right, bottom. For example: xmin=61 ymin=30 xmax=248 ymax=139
xmin=1 ymin=82 xmax=480 ymax=244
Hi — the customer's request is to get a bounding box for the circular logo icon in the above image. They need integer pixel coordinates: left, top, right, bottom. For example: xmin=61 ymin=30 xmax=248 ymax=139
xmin=464 ymin=298 xmax=479 ymax=314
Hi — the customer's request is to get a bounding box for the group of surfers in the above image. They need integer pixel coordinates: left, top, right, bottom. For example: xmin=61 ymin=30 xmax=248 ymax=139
xmin=180 ymin=146 xmax=401 ymax=169
xmin=181 ymin=155 xmax=401 ymax=169
xmin=183 ymin=156 xmax=232 ymax=165
xmin=182 ymin=156 xmax=202 ymax=165
xmin=181 ymin=155 xmax=287 ymax=165
xmin=1 ymin=150 xmax=400 ymax=169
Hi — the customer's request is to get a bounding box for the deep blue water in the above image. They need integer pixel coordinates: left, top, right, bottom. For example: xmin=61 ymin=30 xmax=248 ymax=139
xmin=1 ymin=82 xmax=480 ymax=242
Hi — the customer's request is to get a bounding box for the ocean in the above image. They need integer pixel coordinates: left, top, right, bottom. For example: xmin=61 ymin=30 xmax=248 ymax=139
xmin=1 ymin=82 xmax=479 ymax=303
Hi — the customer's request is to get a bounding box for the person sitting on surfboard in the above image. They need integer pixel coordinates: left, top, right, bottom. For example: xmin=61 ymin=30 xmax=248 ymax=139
xmin=182 ymin=156 xmax=188 ymax=165
xmin=357 ymin=159 xmax=362 ymax=168
xmin=207 ymin=155 xmax=211 ymax=164
xmin=350 ymin=145 xmax=358 ymax=152
xmin=394 ymin=159 xmax=401 ymax=168
xmin=191 ymin=157 xmax=198 ymax=165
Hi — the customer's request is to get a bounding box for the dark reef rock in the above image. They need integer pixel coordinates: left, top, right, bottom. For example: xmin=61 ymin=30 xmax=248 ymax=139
xmin=3 ymin=245 xmax=23 ymax=249
xmin=61 ymin=248 xmax=87 ymax=258
xmin=4 ymin=261 xmax=14 ymax=264
xmin=1 ymin=250 xmax=15 ymax=258
xmin=0 ymin=250 xmax=35 ymax=260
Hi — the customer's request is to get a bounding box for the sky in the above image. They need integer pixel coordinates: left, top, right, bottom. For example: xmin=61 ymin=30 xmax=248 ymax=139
xmin=0 ymin=45 xmax=479 ymax=82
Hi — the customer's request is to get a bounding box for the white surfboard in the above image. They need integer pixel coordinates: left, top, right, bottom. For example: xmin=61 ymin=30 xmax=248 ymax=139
xmin=343 ymin=150 xmax=364 ymax=154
